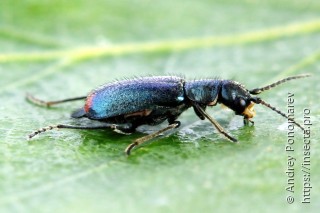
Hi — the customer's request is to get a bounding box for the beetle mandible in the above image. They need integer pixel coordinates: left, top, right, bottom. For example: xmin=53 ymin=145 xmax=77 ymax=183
xmin=27 ymin=74 xmax=309 ymax=155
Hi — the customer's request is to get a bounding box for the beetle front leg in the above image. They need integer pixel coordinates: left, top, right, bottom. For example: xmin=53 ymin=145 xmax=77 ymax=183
xmin=193 ymin=104 xmax=206 ymax=120
xmin=243 ymin=117 xmax=254 ymax=126
xmin=192 ymin=103 xmax=237 ymax=142
xmin=125 ymin=121 xmax=180 ymax=155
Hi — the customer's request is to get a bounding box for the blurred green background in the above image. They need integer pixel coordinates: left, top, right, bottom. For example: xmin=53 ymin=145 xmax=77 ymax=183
xmin=0 ymin=0 xmax=319 ymax=212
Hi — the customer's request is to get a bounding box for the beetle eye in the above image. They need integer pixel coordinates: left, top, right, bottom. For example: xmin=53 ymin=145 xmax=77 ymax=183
xmin=239 ymin=98 xmax=246 ymax=107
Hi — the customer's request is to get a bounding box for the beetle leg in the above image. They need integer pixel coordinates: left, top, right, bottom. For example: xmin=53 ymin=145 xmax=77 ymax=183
xmin=26 ymin=93 xmax=86 ymax=107
xmin=125 ymin=121 xmax=180 ymax=155
xmin=28 ymin=123 xmax=135 ymax=139
xmin=193 ymin=104 xmax=206 ymax=120
xmin=192 ymin=103 xmax=237 ymax=142
xmin=243 ymin=118 xmax=254 ymax=126
xmin=112 ymin=123 xmax=135 ymax=134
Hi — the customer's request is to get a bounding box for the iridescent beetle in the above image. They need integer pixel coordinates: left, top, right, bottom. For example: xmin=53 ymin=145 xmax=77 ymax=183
xmin=27 ymin=74 xmax=309 ymax=155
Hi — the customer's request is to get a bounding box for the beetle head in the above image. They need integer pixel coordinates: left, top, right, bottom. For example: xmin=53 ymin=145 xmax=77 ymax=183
xmin=222 ymin=74 xmax=310 ymax=130
xmin=220 ymin=80 xmax=256 ymax=118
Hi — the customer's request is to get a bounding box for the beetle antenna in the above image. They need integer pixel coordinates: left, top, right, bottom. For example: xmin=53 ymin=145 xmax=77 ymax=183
xmin=254 ymin=98 xmax=304 ymax=131
xmin=26 ymin=93 xmax=86 ymax=107
xmin=249 ymin=74 xmax=310 ymax=95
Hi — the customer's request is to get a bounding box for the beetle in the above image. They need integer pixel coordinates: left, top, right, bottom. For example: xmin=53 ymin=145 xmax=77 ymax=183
xmin=27 ymin=74 xmax=309 ymax=155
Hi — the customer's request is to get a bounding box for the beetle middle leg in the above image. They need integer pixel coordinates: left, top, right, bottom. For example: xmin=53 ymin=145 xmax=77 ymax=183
xmin=125 ymin=121 xmax=180 ymax=155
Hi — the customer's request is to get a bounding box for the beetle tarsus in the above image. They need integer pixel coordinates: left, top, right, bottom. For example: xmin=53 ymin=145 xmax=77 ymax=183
xmin=28 ymin=125 xmax=58 ymax=139
xmin=26 ymin=93 xmax=52 ymax=107
xmin=125 ymin=142 xmax=138 ymax=156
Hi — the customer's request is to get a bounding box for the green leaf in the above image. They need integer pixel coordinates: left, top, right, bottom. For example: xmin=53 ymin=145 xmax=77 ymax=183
xmin=1 ymin=0 xmax=319 ymax=212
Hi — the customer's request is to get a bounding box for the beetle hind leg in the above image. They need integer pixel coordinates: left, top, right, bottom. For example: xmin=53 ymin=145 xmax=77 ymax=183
xmin=28 ymin=123 xmax=135 ymax=139
xmin=26 ymin=93 xmax=86 ymax=107
xmin=125 ymin=121 xmax=180 ymax=155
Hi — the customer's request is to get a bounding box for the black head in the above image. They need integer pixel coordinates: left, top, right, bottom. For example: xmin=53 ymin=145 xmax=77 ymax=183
xmin=219 ymin=74 xmax=310 ymax=130
xmin=219 ymin=80 xmax=256 ymax=118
